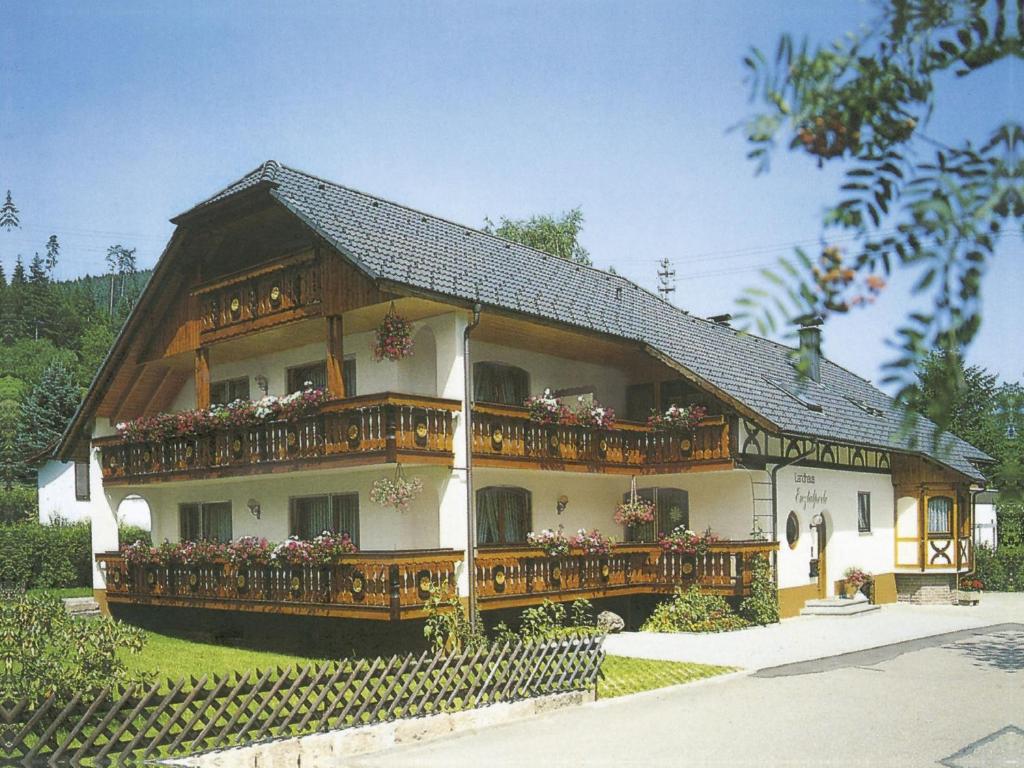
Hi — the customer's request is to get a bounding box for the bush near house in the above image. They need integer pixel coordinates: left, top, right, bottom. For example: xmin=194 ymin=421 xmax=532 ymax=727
xmin=641 ymin=586 xmax=749 ymax=633
xmin=0 ymin=484 xmax=38 ymax=523
xmin=0 ymin=521 xmax=92 ymax=589
xmin=974 ymin=545 xmax=1024 ymax=591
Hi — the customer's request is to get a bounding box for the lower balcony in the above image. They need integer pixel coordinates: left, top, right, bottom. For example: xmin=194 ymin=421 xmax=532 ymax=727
xmin=95 ymin=540 xmax=776 ymax=621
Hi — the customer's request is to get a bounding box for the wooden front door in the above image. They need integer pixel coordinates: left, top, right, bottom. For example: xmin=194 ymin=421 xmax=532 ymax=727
xmin=816 ymin=518 xmax=828 ymax=598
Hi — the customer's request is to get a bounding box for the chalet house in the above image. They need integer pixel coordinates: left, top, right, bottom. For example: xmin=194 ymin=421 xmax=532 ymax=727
xmin=52 ymin=160 xmax=991 ymax=623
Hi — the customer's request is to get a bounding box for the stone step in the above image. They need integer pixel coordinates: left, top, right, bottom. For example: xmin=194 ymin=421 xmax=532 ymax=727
xmin=801 ymin=596 xmax=881 ymax=616
xmin=64 ymin=596 xmax=101 ymax=617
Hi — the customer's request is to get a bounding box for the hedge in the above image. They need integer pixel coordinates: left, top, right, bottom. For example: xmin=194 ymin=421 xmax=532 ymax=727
xmin=974 ymin=545 xmax=1024 ymax=591
xmin=0 ymin=522 xmax=93 ymax=589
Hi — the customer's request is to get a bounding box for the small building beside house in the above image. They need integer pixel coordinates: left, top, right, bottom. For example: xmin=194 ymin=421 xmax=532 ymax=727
xmin=50 ymin=161 xmax=992 ymax=626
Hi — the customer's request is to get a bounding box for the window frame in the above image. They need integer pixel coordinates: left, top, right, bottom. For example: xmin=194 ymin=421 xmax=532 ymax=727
xmin=786 ymin=511 xmax=800 ymax=548
xmin=475 ymin=486 xmax=532 ymax=546
xmin=288 ymin=492 xmax=360 ymax=545
xmin=926 ymin=495 xmax=954 ymax=537
xmin=210 ymin=376 xmax=250 ymax=406
xmin=286 ymin=361 xmax=328 ymax=393
xmin=472 ymin=362 xmax=531 ymax=407
xmin=178 ymin=501 xmax=233 ymax=542
xmin=74 ymin=460 xmax=90 ymax=502
xmin=857 ymin=492 xmax=872 ymax=533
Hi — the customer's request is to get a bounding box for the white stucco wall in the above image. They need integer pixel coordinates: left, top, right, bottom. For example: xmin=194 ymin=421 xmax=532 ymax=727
xmin=37 ymin=460 xmax=150 ymax=527
xmin=774 ymin=466 xmax=895 ymax=595
xmin=974 ymin=501 xmax=997 ymax=549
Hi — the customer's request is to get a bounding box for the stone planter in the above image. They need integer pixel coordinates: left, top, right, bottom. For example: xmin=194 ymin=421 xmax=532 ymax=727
xmin=957 ymin=590 xmax=981 ymax=606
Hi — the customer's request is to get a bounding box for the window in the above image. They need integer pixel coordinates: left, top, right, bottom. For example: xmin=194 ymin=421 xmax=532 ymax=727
xmin=289 ymin=493 xmax=359 ymax=544
xmin=786 ymin=512 xmax=800 ymax=548
xmin=473 ymin=362 xmax=530 ymax=406
xmin=74 ymin=461 xmax=90 ymax=502
xmin=179 ymin=502 xmax=232 ymax=542
xmin=210 ymin=377 xmax=250 ymax=405
xmin=286 ymin=360 xmax=355 ymax=395
xmin=927 ymin=496 xmax=953 ymax=537
xmin=626 ymin=383 xmax=656 ymax=422
xmin=476 ymin=487 xmax=531 ymax=545
xmin=857 ymin=492 xmax=871 ymax=533
xmin=623 ymin=487 xmax=689 ymax=542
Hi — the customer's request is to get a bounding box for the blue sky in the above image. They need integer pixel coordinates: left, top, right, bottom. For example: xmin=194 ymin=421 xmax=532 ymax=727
xmin=2 ymin=1 xmax=1020 ymax=387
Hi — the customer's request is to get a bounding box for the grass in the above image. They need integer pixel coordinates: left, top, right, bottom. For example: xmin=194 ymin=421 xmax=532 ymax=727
xmin=597 ymin=655 xmax=734 ymax=699
xmin=122 ymin=631 xmax=733 ymax=698
xmin=26 ymin=586 xmax=92 ymax=599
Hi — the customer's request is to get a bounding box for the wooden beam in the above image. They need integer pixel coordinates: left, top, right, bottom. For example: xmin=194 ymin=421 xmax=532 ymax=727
xmin=195 ymin=347 xmax=210 ymax=410
xmin=326 ymin=315 xmax=346 ymax=398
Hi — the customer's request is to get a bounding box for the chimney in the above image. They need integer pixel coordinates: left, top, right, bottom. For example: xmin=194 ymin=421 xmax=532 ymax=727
xmin=797 ymin=316 xmax=823 ymax=383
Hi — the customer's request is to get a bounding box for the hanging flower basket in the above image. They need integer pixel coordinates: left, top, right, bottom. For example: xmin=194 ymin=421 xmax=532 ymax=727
xmin=615 ymin=477 xmax=655 ymax=528
xmin=369 ymin=465 xmax=424 ymax=512
xmin=373 ymin=304 xmax=415 ymax=362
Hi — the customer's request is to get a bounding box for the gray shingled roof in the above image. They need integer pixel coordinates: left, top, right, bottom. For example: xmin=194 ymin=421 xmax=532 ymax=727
xmin=187 ymin=160 xmax=991 ymax=480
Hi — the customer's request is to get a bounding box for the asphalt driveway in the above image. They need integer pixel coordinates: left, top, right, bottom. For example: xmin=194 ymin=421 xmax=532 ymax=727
xmin=342 ymin=622 xmax=1024 ymax=768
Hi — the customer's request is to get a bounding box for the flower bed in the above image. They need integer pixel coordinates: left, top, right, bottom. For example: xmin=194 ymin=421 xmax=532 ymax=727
xmin=115 ymin=387 xmax=328 ymax=444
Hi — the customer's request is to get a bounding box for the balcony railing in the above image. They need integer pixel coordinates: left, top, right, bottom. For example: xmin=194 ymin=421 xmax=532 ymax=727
xmin=471 ymin=404 xmax=731 ymax=474
xmin=95 ymin=393 xmax=459 ymax=484
xmin=97 ymin=540 xmax=776 ymax=621
xmin=474 ymin=540 xmax=775 ymax=609
xmin=95 ymin=550 xmax=463 ymax=621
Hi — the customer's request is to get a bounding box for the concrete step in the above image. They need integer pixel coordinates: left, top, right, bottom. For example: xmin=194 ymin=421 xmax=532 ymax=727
xmin=801 ymin=595 xmax=881 ymax=616
xmin=64 ymin=596 xmax=101 ymax=618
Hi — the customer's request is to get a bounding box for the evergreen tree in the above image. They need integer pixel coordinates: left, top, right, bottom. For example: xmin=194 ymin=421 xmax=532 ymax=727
xmin=26 ymin=253 xmax=52 ymax=341
xmin=11 ymin=256 xmax=26 ymax=285
xmin=0 ymin=262 xmax=6 ymax=288
xmin=45 ymin=235 xmax=59 ymax=276
xmin=15 ymin=362 xmax=82 ymax=483
xmin=0 ymin=191 xmax=19 ymax=230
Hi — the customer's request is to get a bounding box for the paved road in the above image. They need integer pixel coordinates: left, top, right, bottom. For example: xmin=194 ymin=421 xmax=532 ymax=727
xmin=343 ymin=624 xmax=1024 ymax=768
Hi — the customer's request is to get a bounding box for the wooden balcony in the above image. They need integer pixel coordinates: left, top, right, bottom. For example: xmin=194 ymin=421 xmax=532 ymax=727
xmin=471 ymin=405 xmax=732 ymax=474
xmin=474 ymin=540 xmax=776 ymax=610
xmin=95 ymin=393 xmax=459 ymax=485
xmin=95 ymin=550 xmax=463 ymax=621
xmin=193 ymin=251 xmax=325 ymax=343
xmin=97 ymin=540 xmax=776 ymax=621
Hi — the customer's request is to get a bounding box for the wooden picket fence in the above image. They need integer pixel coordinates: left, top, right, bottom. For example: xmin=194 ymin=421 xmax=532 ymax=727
xmin=0 ymin=635 xmax=604 ymax=766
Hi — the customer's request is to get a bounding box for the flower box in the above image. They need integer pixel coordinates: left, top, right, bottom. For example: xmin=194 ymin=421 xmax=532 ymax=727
xmin=957 ymin=590 xmax=981 ymax=606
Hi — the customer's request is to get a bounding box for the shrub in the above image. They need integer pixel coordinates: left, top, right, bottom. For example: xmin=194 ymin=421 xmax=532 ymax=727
xmin=422 ymin=583 xmax=486 ymax=654
xmin=0 ymin=521 xmax=91 ymax=589
xmin=0 ymin=484 xmax=38 ymax=523
xmin=739 ymin=554 xmax=780 ymax=625
xmin=974 ymin=545 xmax=1023 ymax=591
xmin=0 ymin=593 xmax=145 ymax=706
xmin=493 ymin=599 xmax=598 ymax=644
xmin=118 ymin=524 xmax=151 ymax=547
xmin=641 ymin=586 xmax=749 ymax=633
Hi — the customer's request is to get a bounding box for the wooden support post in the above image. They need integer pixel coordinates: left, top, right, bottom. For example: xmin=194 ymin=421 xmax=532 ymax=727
xmin=388 ymin=564 xmax=401 ymax=621
xmin=326 ymin=315 xmax=346 ymax=399
xmin=195 ymin=347 xmax=210 ymax=410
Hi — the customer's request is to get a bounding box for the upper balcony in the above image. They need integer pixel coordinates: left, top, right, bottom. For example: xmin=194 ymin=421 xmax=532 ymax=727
xmin=96 ymin=393 xmax=459 ymax=485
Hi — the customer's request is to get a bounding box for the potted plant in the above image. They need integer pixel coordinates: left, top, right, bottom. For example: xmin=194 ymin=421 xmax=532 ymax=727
xmin=573 ymin=398 xmax=616 ymax=430
xmin=957 ymin=576 xmax=983 ymax=606
xmin=369 ymin=466 xmax=424 ymax=512
xmin=647 ymin=403 xmax=707 ymax=434
xmin=843 ymin=566 xmax=870 ymax=599
xmin=568 ymin=528 xmax=613 ymax=556
xmin=372 ymin=304 xmax=415 ymax=361
xmin=526 ymin=527 xmax=570 ymax=557
xmin=524 ymin=390 xmax=571 ymax=425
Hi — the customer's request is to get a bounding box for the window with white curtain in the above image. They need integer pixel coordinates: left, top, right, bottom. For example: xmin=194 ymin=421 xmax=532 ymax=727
xmin=476 ymin=487 xmax=531 ymax=545
xmin=179 ymin=502 xmax=233 ymax=542
xmin=289 ymin=493 xmax=360 ymax=544
xmin=927 ymin=496 xmax=953 ymax=536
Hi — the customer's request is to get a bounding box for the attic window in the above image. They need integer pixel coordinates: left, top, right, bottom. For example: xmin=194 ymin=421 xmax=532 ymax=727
xmin=844 ymin=395 xmax=884 ymax=417
xmin=762 ymin=376 xmax=823 ymax=413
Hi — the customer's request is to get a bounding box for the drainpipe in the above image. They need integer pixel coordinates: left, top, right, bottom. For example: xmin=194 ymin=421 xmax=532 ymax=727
xmin=463 ymin=303 xmax=482 ymax=631
xmin=769 ymin=447 xmax=815 ymax=586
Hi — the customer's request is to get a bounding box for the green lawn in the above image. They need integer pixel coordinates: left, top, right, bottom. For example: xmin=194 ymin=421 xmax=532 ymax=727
xmin=598 ymin=655 xmax=734 ymax=698
xmin=26 ymin=586 xmax=93 ymax=599
xmin=122 ymin=631 xmax=732 ymax=697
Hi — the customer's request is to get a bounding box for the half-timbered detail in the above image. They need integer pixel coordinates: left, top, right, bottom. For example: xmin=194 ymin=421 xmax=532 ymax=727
xmin=45 ymin=160 xmax=990 ymax=628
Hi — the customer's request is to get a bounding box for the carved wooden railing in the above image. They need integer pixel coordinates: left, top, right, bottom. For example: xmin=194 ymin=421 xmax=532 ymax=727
xmin=95 ymin=549 xmax=463 ymax=621
xmin=194 ymin=251 xmax=324 ymax=340
xmin=474 ymin=540 xmax=776 ymax=607
xmin=471 ymin=404 xmax=730 ymax=473
xmin=96 ymin=393 xmax=459 ymax=484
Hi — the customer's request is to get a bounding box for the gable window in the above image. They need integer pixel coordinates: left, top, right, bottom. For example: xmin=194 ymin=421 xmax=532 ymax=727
xmin=210 ymin=377 xmax=250 ymax=405
xmin=623 ymin=487 xmax=689 ymax=543
xmin=179 ymin=502 xmax=232 ymax=542
xmin=857 ymin=492 xmax=871 ymax=533
xmin=289 ymin=493 xmax=359 ymax=544
xmin=473 ymin=362 xmax=529 ymax=406
xmin=477 ymin=487 xmax=531 ymax=545
xmin=786 ymin=512 xmax=800 ymax=548
xmin=287 ymin=360 xmax=355 ymax=395
xmin=927 ymin=496 xmax=953 ymax=537
xmin=74 ymin=461 xmax=90 ymax=502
